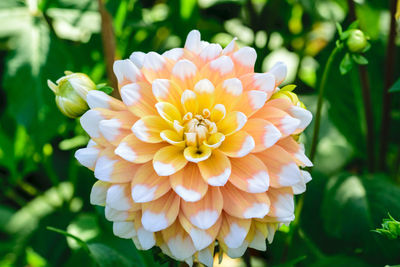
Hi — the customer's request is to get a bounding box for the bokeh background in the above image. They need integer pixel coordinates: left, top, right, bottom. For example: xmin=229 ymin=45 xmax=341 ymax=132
xmin=1 ymin=0 xmax=400 ymax=266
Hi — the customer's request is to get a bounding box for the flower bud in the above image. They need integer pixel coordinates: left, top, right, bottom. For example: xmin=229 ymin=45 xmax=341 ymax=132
xmin=271 ymin=90 xmax=306 ymax=109
xmin=48 ymin=72 xmax=96 ymax=118
xmin=346 ymin=29 xmax=368 ymax=53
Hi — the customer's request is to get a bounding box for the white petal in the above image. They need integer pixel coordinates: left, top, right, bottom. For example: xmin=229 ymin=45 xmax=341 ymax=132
xmin=143 ymin=52 xmax=166 ymax=71
xmin=185 ymin=30 xmax=201 ymax=53
xmin=131 ymin=184 xmax=157 ymax=203
xmin=113 ymin=59 xmax=141 ymax=84
xmin=224 ymin=223 xmax=248 ymax=248
xmin=249 ymin=230 xmax=266 ymax=251
xmin=210 ymin=56 xmax=234 ymax=75
xmin=152 ymin=79 xmax=170 ymax=99
xmin=90 ymin=181 xmax=108 ymax=205
xmin=99 ymin=119 xmax=121 ymax=142
xmin=94 ymin=155 xmax=116 ymax=182
xmin=243 ymin=203 xmax=270 ymax=219
xmin=172 ymin=59 xmax=197 ymax=80
xmin=222 ymin=37 xmax=238 ymax=54
xmin=141 ymin=211 xmax=168 ymax=232
xmin=253 ymin=73 xmax=276 ymax=94
xmin=113 ymin=222 xmax=136 ymax=238
xmin=120 ymin=83 xmax=141 ymax=106
xmin=115 ymin=142 xmax=137 ymax=163
xmin=223 ymin=78 xmax=243 ymax=96
xmin=247 ymin=171 xmax=270 ymax=193
xmin=106 ymin=184 xmax=132 ymax=210
xmin=80 ymin=110 xmax=103 ymax=138
xmin=190 ymin=210 xmax=219 ymax=230
xmin=289 ymin=106 xmax=312 ymax=130
xmin=194 ymin=79 xmax=215 ymax=94
xmin=248 ymin=90 xmax=267 ymax=110
xmin=137 ymin=227 xmax=156 ymax=249
xmin=263 ymin=124 xmax=282 ymax=148
xmin=273 ymin=193 xmax=294 ymax=218
xmin=75 ymin=147 xmax=99 ymax=169
xmin=233 ymin=47 xmax=257 ymax=67
xmin=189 ymin=228 xmax=213 ymax=250
xmin=163 ymin=48 xmax=184 ymax=61
xmin=200 ymin=43 xmax=222 ymax=61
xmin=278 ymin=163 xmax=302 ymax=186
xmin=167 ymin=234 xmax=196 ymax=260
xmin=269 ymin=61 xmax=287 ymax=85
xmin=198 ymin=248 xmax=213 ymax=267
xmin=227 ymin=241 xmax=248 ymax=258
xmin=280 ymin=115 xmax=301 ymax=135
xmin=86 ymin=90 xmax=111 ymax=109
xmin=129 ymin=51 xmax=146 ymax=68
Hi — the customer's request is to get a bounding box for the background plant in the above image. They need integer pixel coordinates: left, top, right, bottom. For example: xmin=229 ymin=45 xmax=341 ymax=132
xmin=0 ymin=0 xmax=399 ymax=266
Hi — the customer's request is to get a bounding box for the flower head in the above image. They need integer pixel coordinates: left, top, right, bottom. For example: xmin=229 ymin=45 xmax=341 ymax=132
xmin=75 ymin=30 xmax=313 ymax=266
xmin=48 ymin=72 xmax=96 ymax=118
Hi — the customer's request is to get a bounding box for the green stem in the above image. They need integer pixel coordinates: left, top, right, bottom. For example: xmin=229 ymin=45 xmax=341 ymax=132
xmin=309 ymin=46 xmax=342 ymax=162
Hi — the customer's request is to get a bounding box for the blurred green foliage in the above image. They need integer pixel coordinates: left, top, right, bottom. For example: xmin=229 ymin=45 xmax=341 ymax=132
xmin=0 ymin=0 xmax=399 ymax=266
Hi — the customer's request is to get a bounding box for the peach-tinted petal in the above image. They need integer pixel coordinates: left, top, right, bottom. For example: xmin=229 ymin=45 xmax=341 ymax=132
xmin=179 ymin=213 xmax=222 ymax=250
xmin=234 ymin=90 xmax=267 ymax=117
xmin=181 ymin=90 xmax=198 ymax=114
xmin=219 ymin=131 xmax=255 ymax=158
xmin=193 ymin=79 xmax=215 ymax=110
xmin=231 ymin=46 xmax=256 ymax=76
xmin=141 ymin=52 xmax=173 ymax=82
xmin=254 ymin=106 xmax=300 ymax=136
xmin=99 ymin=112 xmax=137 ymax=145
xmin=131 ymin=162 xmax=171 ymax=203
xmin=94 ymin=147 xmax=140 ymax=183
xmin=115 ymin=133 xmax=165 ymax=163
xmin=217 ymin=212 xmax=251 ymax=249
xmin=215 ymin=78 xmax=242 ymax=110
xmin=86 ymin=90 xmax=126 ymax=111
xmin=256 ymin=145 xmax=302 ymax=187
xmin=105 ymin=206 xmax=138 ymax=221
xmin=141 ymin=190 xmax=180 ymax=232
xmin=277 ymin=137 xmax=313 ymax=167
xmin=240 ymin=72 xmax=276 ymax=96
xmin=75 ymin=146 xmax=100 ymax=170
xmin=170 ymin=163 xmax=208 ymax=202
xmin=90 ymin=180 xmax=110 ymax=206
xmin=220 ymin=182 xmax=270 ymax=219
xmin=198 ymin=150 xmax=231 ymax=186
xmin=171 ymin=59 xmax=198 ymax=91
xmin=152 ymin=79 xmax=182 ymax=108
xmin=153 ymin=145 xmax=187 ymax=176
xmin=161 ymin=220 xmax=196 ymax=261
xmin=268 ymin=61 xmax=287 ymax=86
xmin=155 ymin=102 xmax=182 ymax=123
xmin=217 ymin=111 xmax=247 ymax=136
xmin=229 ymin=154 xmax=269 ymax=193
xmin=131 ymin=115 xmax=170 ymax=143
xmin=106 ymin=183 xmax=140 ymax=211
xmin=181 ymin=187 xmax=223 ymax=229
xmin=243 ymin=118 xmax=282 ymax=152
xmin=267 ymin=187 xmax=295 ymax=219
xmin=113 ymin=59 xmax=143 ymax=88
xmin=120 ymin=82 xmax=157 ymax=117
xmin=160 ymin=130 xmax=185 ymax=147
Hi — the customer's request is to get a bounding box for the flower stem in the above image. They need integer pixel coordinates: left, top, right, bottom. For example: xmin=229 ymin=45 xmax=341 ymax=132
xmin=97 ymin=0 xmax=119 ymax=98
xmin=309 ymin=46 xmax=341 ymax=162
xmin=379 ymin=0 xmax=397 ymax=170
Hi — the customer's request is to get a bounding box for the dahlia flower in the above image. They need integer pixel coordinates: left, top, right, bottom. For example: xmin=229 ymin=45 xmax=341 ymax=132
xmin=75 ymin=30 xmax=312 ymax=266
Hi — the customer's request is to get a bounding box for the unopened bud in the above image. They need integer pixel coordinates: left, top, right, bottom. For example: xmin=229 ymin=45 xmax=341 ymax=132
xmin=346 ymin=29 xmax=368 ymax=53
xmin=48 ymin=72 xmax=96 ymax=118
xmin=271 ymin=89 xmax=306 ymax=109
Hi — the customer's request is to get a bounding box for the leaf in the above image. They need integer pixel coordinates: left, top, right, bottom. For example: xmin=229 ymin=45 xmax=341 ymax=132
xmin=352 ymin=54 xmax=368 ymax=65
xmin=310 ymin=255 xmax=371 ymax=267
xmin=46 ymin=226 xmax=88 ymax=250
xmin=87 ymin=243 xmax=134 ymax=267
xmin=321 ymin=173 xmax=400 ymax=263
xmin=389 ymin=77 xmax=400 ymax=93
xmin=339 ymin=53 xmax=353 ymax=74
xmin=96 ymin=84 xmax=114 ymax=95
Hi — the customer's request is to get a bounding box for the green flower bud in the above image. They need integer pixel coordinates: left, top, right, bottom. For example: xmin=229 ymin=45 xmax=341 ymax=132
xmin=48 ymin=72 xmax=96 ymax=118
xmin=346 ymin=29 xmax=368 ymax=53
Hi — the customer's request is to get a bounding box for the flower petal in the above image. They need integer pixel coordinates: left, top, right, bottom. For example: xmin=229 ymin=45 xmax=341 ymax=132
xmin=170 ymin=163 xmax=208 ymax=202
xmin=113 ymin=59 xmax=142 ymax=88
xmin=219 ymin=131 xmax=255 ymax=158
xmin=277 ymin=137 xmax=312 ymax=167
xmin=220 ymin=182 xmax=270 ymax=219
xmin=106 ymin=183 xmax=139 ymax=211
xmin=155 ymin=102 xmax=182 ymax=123
xmin=152 ymin=79 xmax=182 ymax=107
xmin=217 ymin=111 xmax=247 ymax=136
xmin=243 ymin=118 xmax=282 ymax=152
xmin=198 ymin=149 xmax=231 ymax=186
xmin=90 ymin=180 xmax=110 ymax=206
xmin=254 ymin=106 xmax=300 ymax=136
xmin=179 ymin=213 xmax=222 ymax=250
xmin=240 ymin=72 xmax=276 ymax=97
xmin=161 ymin=221 xmax=196 ymax=261
xmin=94 ymin=148 xmax=140 ymax=183
xmin=267 ymin=187 xmax=295 ymax=219
xmin=75 ymin=146 xmax=100 ymax=170
xmin=256 ymin=145 xmax=302 ymax=187
xmin=232 ymin=46 xmax=256 ymax=76
xmin=153 ymin=145 xmax=187 ymax=176
xmin=131 ymin=115 xmax=170 ymax=143
xmin=268 ymin=61 xmax=287 ymax=86
xmin=141 ymin=190 xmax=180 ymax=232
xmin=229 ymin=154 xmax=269 ymax=193
xmin=218 ymin=212 xmax=251 ymax=249
xmin=234 ymin=90 xmax=267 ymax=117
xmin=115 ymin=133 xmax=165 ymax=163
xmin=131 ymin=162 xmax=171 ymax=203
xmin=181 ymin=187 xmax=223 ymax=229
xmin=99 ymin=112 xmax=136 ymax=145
xmin=86 ymin=90 xmax=125 ymax=110
xmin=121 ymin=82 xmax=157 ymax=117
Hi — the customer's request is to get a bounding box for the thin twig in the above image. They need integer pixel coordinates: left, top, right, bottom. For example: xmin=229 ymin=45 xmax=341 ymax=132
xmin=97 ymin=0 xmax=119 ymax=98
xmin=379 ymin=0 xmax=397 ymax=170
xmin=309 ymin=46 xmax=341 ymax=162
xmin=347 ymin=0 xmax=375 ymax=172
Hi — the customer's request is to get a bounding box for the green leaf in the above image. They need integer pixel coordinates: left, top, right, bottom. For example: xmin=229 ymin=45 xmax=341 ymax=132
xmin=352 ymin=54 xmax=368 ymax=65
xmin=87 ymin=243 xmax=134 ymax=267
xmin=389 ymin=77 xmax=400 ymax=93
xmin=321 ymin=173 xmax=400 ymax=262
xmin=96 ymin=84 xmax=114 ymax=95
xmin=310 ymin=255 xmax=371 ymax=267
xmin=339 ymin=53 xmax=353 ymax=74
xmin=348 ymin=20 xmax=360 ymax=30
